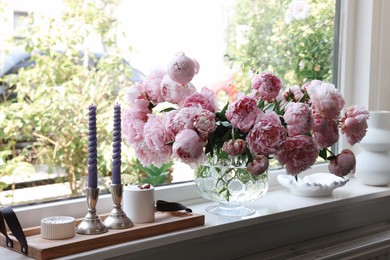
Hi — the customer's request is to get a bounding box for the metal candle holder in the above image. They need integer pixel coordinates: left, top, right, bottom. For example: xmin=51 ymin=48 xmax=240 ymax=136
xmin=76 ymin=187 xmax=108 ymax=235
xmin=104 ymin=184 xmax=133 ymax=229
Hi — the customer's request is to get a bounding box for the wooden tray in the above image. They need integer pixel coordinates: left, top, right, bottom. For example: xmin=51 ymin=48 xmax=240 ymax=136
xmin=0 ymin=211 xmax=204 ymax=260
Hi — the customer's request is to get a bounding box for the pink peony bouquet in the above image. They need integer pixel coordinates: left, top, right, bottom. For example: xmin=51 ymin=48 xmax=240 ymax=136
xmin=122 ymin=52 xmax=369 ymax=178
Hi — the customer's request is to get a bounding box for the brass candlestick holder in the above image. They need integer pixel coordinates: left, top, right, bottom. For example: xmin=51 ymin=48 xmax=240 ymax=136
xmin=76 ymin=187 xmax=108 ymax=235
xmin=104 ymin=184 xmax=133 ymax=229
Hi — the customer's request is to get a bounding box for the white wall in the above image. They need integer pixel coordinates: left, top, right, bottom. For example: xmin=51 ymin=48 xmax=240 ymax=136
xmin=339 ymin=0 xmax=390 ymax=111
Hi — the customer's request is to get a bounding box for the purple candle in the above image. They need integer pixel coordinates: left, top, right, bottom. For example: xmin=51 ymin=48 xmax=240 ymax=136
xmin=112 ymin=103 xmax=122 ymax=185
xmin=88 ymin=104 xmax=98 ymax=188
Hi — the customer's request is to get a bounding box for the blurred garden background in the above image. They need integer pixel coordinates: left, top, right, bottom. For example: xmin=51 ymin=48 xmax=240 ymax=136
xmin=0 ymin=0 xmax=335 ymax=206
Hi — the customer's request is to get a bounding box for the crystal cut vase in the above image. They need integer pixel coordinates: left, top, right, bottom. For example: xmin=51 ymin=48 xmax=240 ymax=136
xmin=194 ymin=156 xmax=268 ymax=217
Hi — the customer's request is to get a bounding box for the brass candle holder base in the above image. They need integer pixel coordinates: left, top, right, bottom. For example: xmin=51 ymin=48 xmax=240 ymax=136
xmin=76 ymin=187 xmax=108 ymax=235
xmin=104 ymin=184 xmax=133 ymax=229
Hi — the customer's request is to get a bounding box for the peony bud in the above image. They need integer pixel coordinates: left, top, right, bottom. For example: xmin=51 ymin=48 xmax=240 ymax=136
xmin=247 ymin=155 xmax=269 ymax=176
xmin=328 ymin=149 xmax=356 ymax=177
xmin=167 ymin=52 xmax=199 ymax=85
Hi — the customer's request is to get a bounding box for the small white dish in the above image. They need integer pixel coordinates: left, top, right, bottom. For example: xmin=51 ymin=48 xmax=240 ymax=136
xmin=277 ymin=172 xmax=350 ymax=197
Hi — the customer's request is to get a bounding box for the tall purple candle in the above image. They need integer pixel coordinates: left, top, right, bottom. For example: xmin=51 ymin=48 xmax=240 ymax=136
xmin=88 ymin=104 xmax=98 ymax=188
xmin=111 ymin=103 xmax=121 ymax=185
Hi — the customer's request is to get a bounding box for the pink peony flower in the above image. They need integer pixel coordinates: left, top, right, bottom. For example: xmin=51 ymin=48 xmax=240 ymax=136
xmin=167 ymin=52 xmax=199 ymax=85
xmin=247 ymin=155 xmax=269 ymax=176
xmin=246 ymin=111 xmax=287 ymax=155
xmin=226 ymin=95 xmax=262 ymax=132
xmin=251 ymin=72 xmax=283 ymax=102
xmin=160 ymin=74 xmax=196 ymax=104
xmin=284 ymin=102 xmax=314 ymax=136
xmin=133 ymin=142 xmax=170 ymax=167
xmin=306 ymin=80 xmax=345 ymax=119
xmin=222 ymin=139 xmax=247 ymax=156
xmin=165 ymin=107 xmax=202 ymax=137
xmin=121 ymin=108 xmax=147 ymax=146
xmin=143 ymin=69 xmax=166 ymax=104
xmin=143 ymin=115 xmax=172 ymax=156
xmin=124 ymin=82 xmax=147 ymax=106
xmin=173 ymin=129 xmax=205 ymax=165
xmin=328 ymin=149 xmax=356 ymax=177
xmin=341 ymin=105 xmax=369 ymax=145
xmin=193 ymin=109 xmax=217 ymax=140
xmin=181 ymin=87 xmax=216 ymax=112
xmin=283 ymin=85 xmax=304 ymax=102
xmin=312 ymin=113 xmax=339 ymax=149
xmin=276 ymin=135 xmax=319 ymax=175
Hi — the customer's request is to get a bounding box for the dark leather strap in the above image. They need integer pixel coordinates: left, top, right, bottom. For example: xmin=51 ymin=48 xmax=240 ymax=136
xmin=0 ymin=211 xmax=13 ymax=249
xmin=156 ymin=200 xmax=192 ymax=213
xmin=0 ymin=207 xmax=28 ymax=255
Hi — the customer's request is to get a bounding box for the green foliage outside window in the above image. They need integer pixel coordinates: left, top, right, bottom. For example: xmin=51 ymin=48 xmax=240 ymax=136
xmin=0 ymin=0 xmax=172 ymax=204
xmin=226 ymin=0 xmax=335 ymax=89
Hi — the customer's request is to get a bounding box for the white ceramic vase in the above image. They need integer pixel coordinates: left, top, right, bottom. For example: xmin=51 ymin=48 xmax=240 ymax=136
xmin=355 ymin=111 xmax=390 ymax=186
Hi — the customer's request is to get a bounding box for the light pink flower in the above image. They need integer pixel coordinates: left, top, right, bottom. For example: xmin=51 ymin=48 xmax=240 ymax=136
xmin=165 ymin=107 xmax=202 ymax=136
xmin=306 ymin=80 xmax=345 ymax=119
xmin=173 ymin=129 xmax=205 ymax=165
xmin=276 ymin=135 xmax=319 ymax=175
xmin=328 ymin=149 xmax=356 ymax=177
xmin=124 ymin=82 xmax=147 ymax=106
xmin=247 ymin=155 xmax=269 ymax=176
xmin=284 ymin=102 xmax=314 ymax=136
xmin=143 ymin=69 xmax=166 ymax=104
xmin=193 ymin=109 xmax=217 ymax=140
xmin=222 ymin=139 xmax=247 ymax=156
xmin=341 ymin=105 xmax=369 ymax=145
xmin=143 ymin=115 xmax=172 ymax=158
xmin=181 ymin=87 xmax=216 ymax=112
xmin=246 ymin=111 xmax=287 ymax=156
xmin=312 ymin=113 xmax=339 ymax=149
xmin=121 ymin=108 xmax=147 ymax=146
xmin=167 ymin=52 xmax=199 ymax=85
xmin=283 ymin=85 xmax=304 ymax=103
xmin=251 ymin=72 xmax=283 ymax=102
xmin=226 ymin=95 xmax=262 ymax=132
xmin=161 ymin=74 xmax=196 ymax=104
xmin=133 ymin=142 xmax=170 ymax=167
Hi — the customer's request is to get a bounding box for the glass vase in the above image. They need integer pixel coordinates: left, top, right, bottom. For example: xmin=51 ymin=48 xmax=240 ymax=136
xmin=194 ymin=155 xmax=268 ymax=217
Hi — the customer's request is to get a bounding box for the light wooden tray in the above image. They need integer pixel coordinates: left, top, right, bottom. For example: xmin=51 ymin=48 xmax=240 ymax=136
xmin=0 ymin=211 xmax=205 ymax=260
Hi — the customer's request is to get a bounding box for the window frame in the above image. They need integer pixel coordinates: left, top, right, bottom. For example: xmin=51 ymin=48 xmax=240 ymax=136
xmin=9 ymin=0 xmax=389 ymax=230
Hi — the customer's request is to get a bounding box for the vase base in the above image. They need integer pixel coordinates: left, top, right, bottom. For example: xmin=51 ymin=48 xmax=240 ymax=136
xmin=206 ymin=203 xmax=256 ymax=217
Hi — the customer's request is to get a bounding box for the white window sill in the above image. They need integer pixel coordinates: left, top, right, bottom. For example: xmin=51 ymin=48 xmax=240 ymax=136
xmin=1 ymin=175 xmax=390 ymax=260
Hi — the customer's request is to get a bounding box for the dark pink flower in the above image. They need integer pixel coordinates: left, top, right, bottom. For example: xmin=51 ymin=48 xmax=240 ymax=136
xmin=247 ymin=155 xmax=269 ymax=176
xmin=173 ymin=129 xmax=205 ymax=165
xmin=251 ymin=72 xmax=283 ymax=102
xmin=341 ymin=105 xmax=369 ymax=145
xmin=246 ymin=111 xmax=287 ymax=155
xmin=312 ymin=113 xmax=339 ymax=149
xmin=328 ymin=149 xmax=356 ymax=177
xmin=284 ymin=102 xmax=314 ymax=136
xmin=222 ymin=139 xmax=247 ymax=156
xmin=167 ymin=52 xmax=199 ymax=85
xmin=226 ymin=95 xmax=262 ymax=132
xmin=276 ymin=135 xmax=319 ymax=175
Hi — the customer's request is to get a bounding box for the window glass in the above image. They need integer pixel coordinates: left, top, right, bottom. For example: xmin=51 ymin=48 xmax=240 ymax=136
xmin=0 ymin=0 xmax=336 ymax=206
